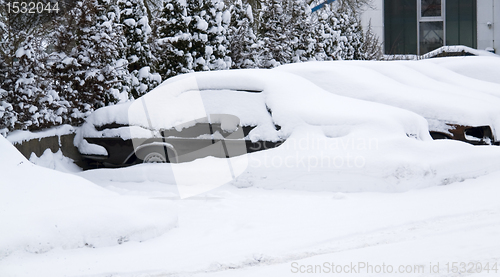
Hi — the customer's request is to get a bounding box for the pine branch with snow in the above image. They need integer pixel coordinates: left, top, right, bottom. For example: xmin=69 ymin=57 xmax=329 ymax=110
xmin=118 ymin=0 xmax=160 ymax=98
xmin=227 ymin=0 xmax=261 ymax=68
xmin=153 ymin=0 xmax=194 ymax=80
xmin=48 ymin=0 xmax=128 ymax=125
xmin=258 ymin=0 xmax=291 ymax=68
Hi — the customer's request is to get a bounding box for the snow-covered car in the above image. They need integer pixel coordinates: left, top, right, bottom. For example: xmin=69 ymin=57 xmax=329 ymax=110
xmin=75 ymin=69 xmax=431 ymax=167
xmin=76 ymin=89 xmax=283 ymax=166
xmin=81 ymin=112 xmax=283 ymax=166
xmin=277 ymin=56 xmax=500 ymax=146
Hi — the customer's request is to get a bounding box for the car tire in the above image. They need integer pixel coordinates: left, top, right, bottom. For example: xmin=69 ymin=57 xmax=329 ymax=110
xmin=143 ymin=151 xmax=167 ymax=163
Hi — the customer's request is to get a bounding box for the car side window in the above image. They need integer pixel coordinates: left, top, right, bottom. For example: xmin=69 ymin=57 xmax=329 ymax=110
xmin=162 ymin=122 xmax=212 ymax=138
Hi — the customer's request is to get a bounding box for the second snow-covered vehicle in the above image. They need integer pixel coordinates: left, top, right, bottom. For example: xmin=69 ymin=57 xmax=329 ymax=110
xmin=75 ymin=69 xmax=431 ymax=167
xmin=277 ymin=56 xmax=500 ymax=146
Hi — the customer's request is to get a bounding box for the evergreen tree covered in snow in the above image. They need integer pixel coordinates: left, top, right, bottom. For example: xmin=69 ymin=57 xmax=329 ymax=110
xmin=0 ymin=0 xmax=10 ymax=76
xmin=186 ymin=0 xmax=209 ymax=71
xmin=203 ymin=0 xmax=231 ymax=70
xmin=313 ymin=11 xmax=341 ymax=61
xmin=227 ymin=0 xmax=260 ymax=68
xmin=49 ymin=0 xmax=128 ymax=125
xmin=153 ymin=0 xmax=193 ymax=80
xmin=258 ymin=0 xmax=290 ymax=68
xmin=0 ymin=8 xmax=64 ymax=132
xmin=258 ymin=0 xmax=318 ymax=66
xmin=288 ymin=0 xmax=315 ymax=62
xmin=0 ymin=3 xmax=17 ymax=132
xmin=155 ymin=0 xmax=230 ymax=79
xmin=310 ymin=4 xmax=366 ymax=60
xmin=8 ymin=35 xmax=64 ymax=131
xmin=360 ymin=19 xmax=382 ymax=60
xmin=0 ymin=87 xmax=14 ymax=135
xmin=118 ymin=0 xmax=160 ymax=98
xmin=187 ymin=0 xmax=230 ymax=71
xmin=330 ymin=7 xmax=365 ymax=60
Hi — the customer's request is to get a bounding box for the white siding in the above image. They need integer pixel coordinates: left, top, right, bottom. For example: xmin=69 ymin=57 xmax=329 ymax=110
xmin=360 ymin=0 xmax=385 ymax=52
xmin=495 ymin=0 xmax=500 ymax=52
xmin=477 ymin=0 xmax=496 ymax=51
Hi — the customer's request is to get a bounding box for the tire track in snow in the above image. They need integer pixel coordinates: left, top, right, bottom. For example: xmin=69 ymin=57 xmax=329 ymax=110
xmin=108 ymin=208 xmax=500 ymax=277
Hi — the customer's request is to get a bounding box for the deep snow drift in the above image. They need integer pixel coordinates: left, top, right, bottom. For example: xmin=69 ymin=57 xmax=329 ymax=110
xmin=2 ymin=165 xmax=500 ymax=276
xmin=0 ymin=135 xmax=177 ymax=259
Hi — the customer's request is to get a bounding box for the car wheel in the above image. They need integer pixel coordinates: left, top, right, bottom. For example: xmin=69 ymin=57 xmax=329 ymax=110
xmin=143 ymin=151 xmax=167 ymax=163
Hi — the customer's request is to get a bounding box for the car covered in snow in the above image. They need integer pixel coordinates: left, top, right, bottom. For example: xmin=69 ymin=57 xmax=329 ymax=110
xmin=277 ymin=56 xmax=500 ymax=146
xmin=76 ymin=81 xmax=284 ymax=166
xmin=75 ymin=69 xmax=431 ymax=167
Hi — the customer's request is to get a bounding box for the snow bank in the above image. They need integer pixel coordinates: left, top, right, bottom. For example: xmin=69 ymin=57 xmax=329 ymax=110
xmin=0 ymin=136 xmax=177 ymax=259
xmin=6 ymin=124 xmax=76 ymax=144
xmin=424 ymin=56 xmax=500 ymax=85
xmin=276 ymin=58 xmax=500 ymax=138
xmin=236 ymin=128 xmax=500 ymax=192
xmin=29 ymin=149 xmax=82 ymax=173
xmin=6 ymin=166 xmax=500 ymax=276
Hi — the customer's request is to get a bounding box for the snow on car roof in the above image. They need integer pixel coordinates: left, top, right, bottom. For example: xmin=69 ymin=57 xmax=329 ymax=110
xmin=276 ymin=57 xmax=500 ymax=138
xmin=422 ymin=45 xmax=499 ymax=59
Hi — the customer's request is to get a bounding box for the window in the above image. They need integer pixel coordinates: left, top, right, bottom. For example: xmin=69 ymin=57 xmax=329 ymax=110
xmin=417 ymin=0 xmax=445 ymax=54
xmin=419 ymin=21 xmax=444 ymax=54
xmin=384 ymin=0 xmax=477 ymax=55
xmin=445 ymin=0 xmax=477 ymax=48
xmin=384 ymin=0 xmax=417 ymax=55
xmin=421 ymin=0 xmax=442 ymax=17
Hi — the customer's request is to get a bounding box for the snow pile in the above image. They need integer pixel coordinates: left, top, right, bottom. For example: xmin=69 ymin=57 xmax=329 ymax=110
xmin=29 ymin=149 xmax=82 ymax=173
xmin=4 ymin=168 xmax=500 ymax=276
xmin=77 ymin=69 xmax=429 ymax=145
xmin=0 ymin=136 xmax=177 ymax=259
xmin=237 ymin=128 xmax=500 ymax=192
xmin=422 ymin=45 xmax=499 ymax=59
xmin=6 ymin=124 xmax=76 ymax=144
xmin=276 ymin=57 xmax=500 ymax=138
xmin=424 ymin=56 xmax=500 ymax=85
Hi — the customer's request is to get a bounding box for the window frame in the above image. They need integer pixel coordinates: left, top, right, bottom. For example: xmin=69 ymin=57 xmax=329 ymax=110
xmin=417 ymin=0 xmax=446 ymax=54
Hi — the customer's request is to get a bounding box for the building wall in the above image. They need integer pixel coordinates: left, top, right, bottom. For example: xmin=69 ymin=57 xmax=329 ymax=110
xmin=361 ymin=0 xmax=499 ymax=54
xmin=477 ymin=0 xmax=499 ymax=52
xmin=360 ymin=0 xmax=385 ymax=52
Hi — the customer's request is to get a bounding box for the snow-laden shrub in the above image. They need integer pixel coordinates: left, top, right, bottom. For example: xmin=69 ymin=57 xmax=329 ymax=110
xmin=227 ymin=0 xmax=261 ymax=68
xmin=48 ymin=0 xmax=129 ymax=126
xmin=118 ymin=0 xmax=160 ymax=98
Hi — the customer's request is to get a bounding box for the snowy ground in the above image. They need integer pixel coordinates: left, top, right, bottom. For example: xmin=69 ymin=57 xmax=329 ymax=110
xmin=2 ymin=154 xmax=500 ymax=276
xmin=2 ymin=57 xmax=500 ymax=276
